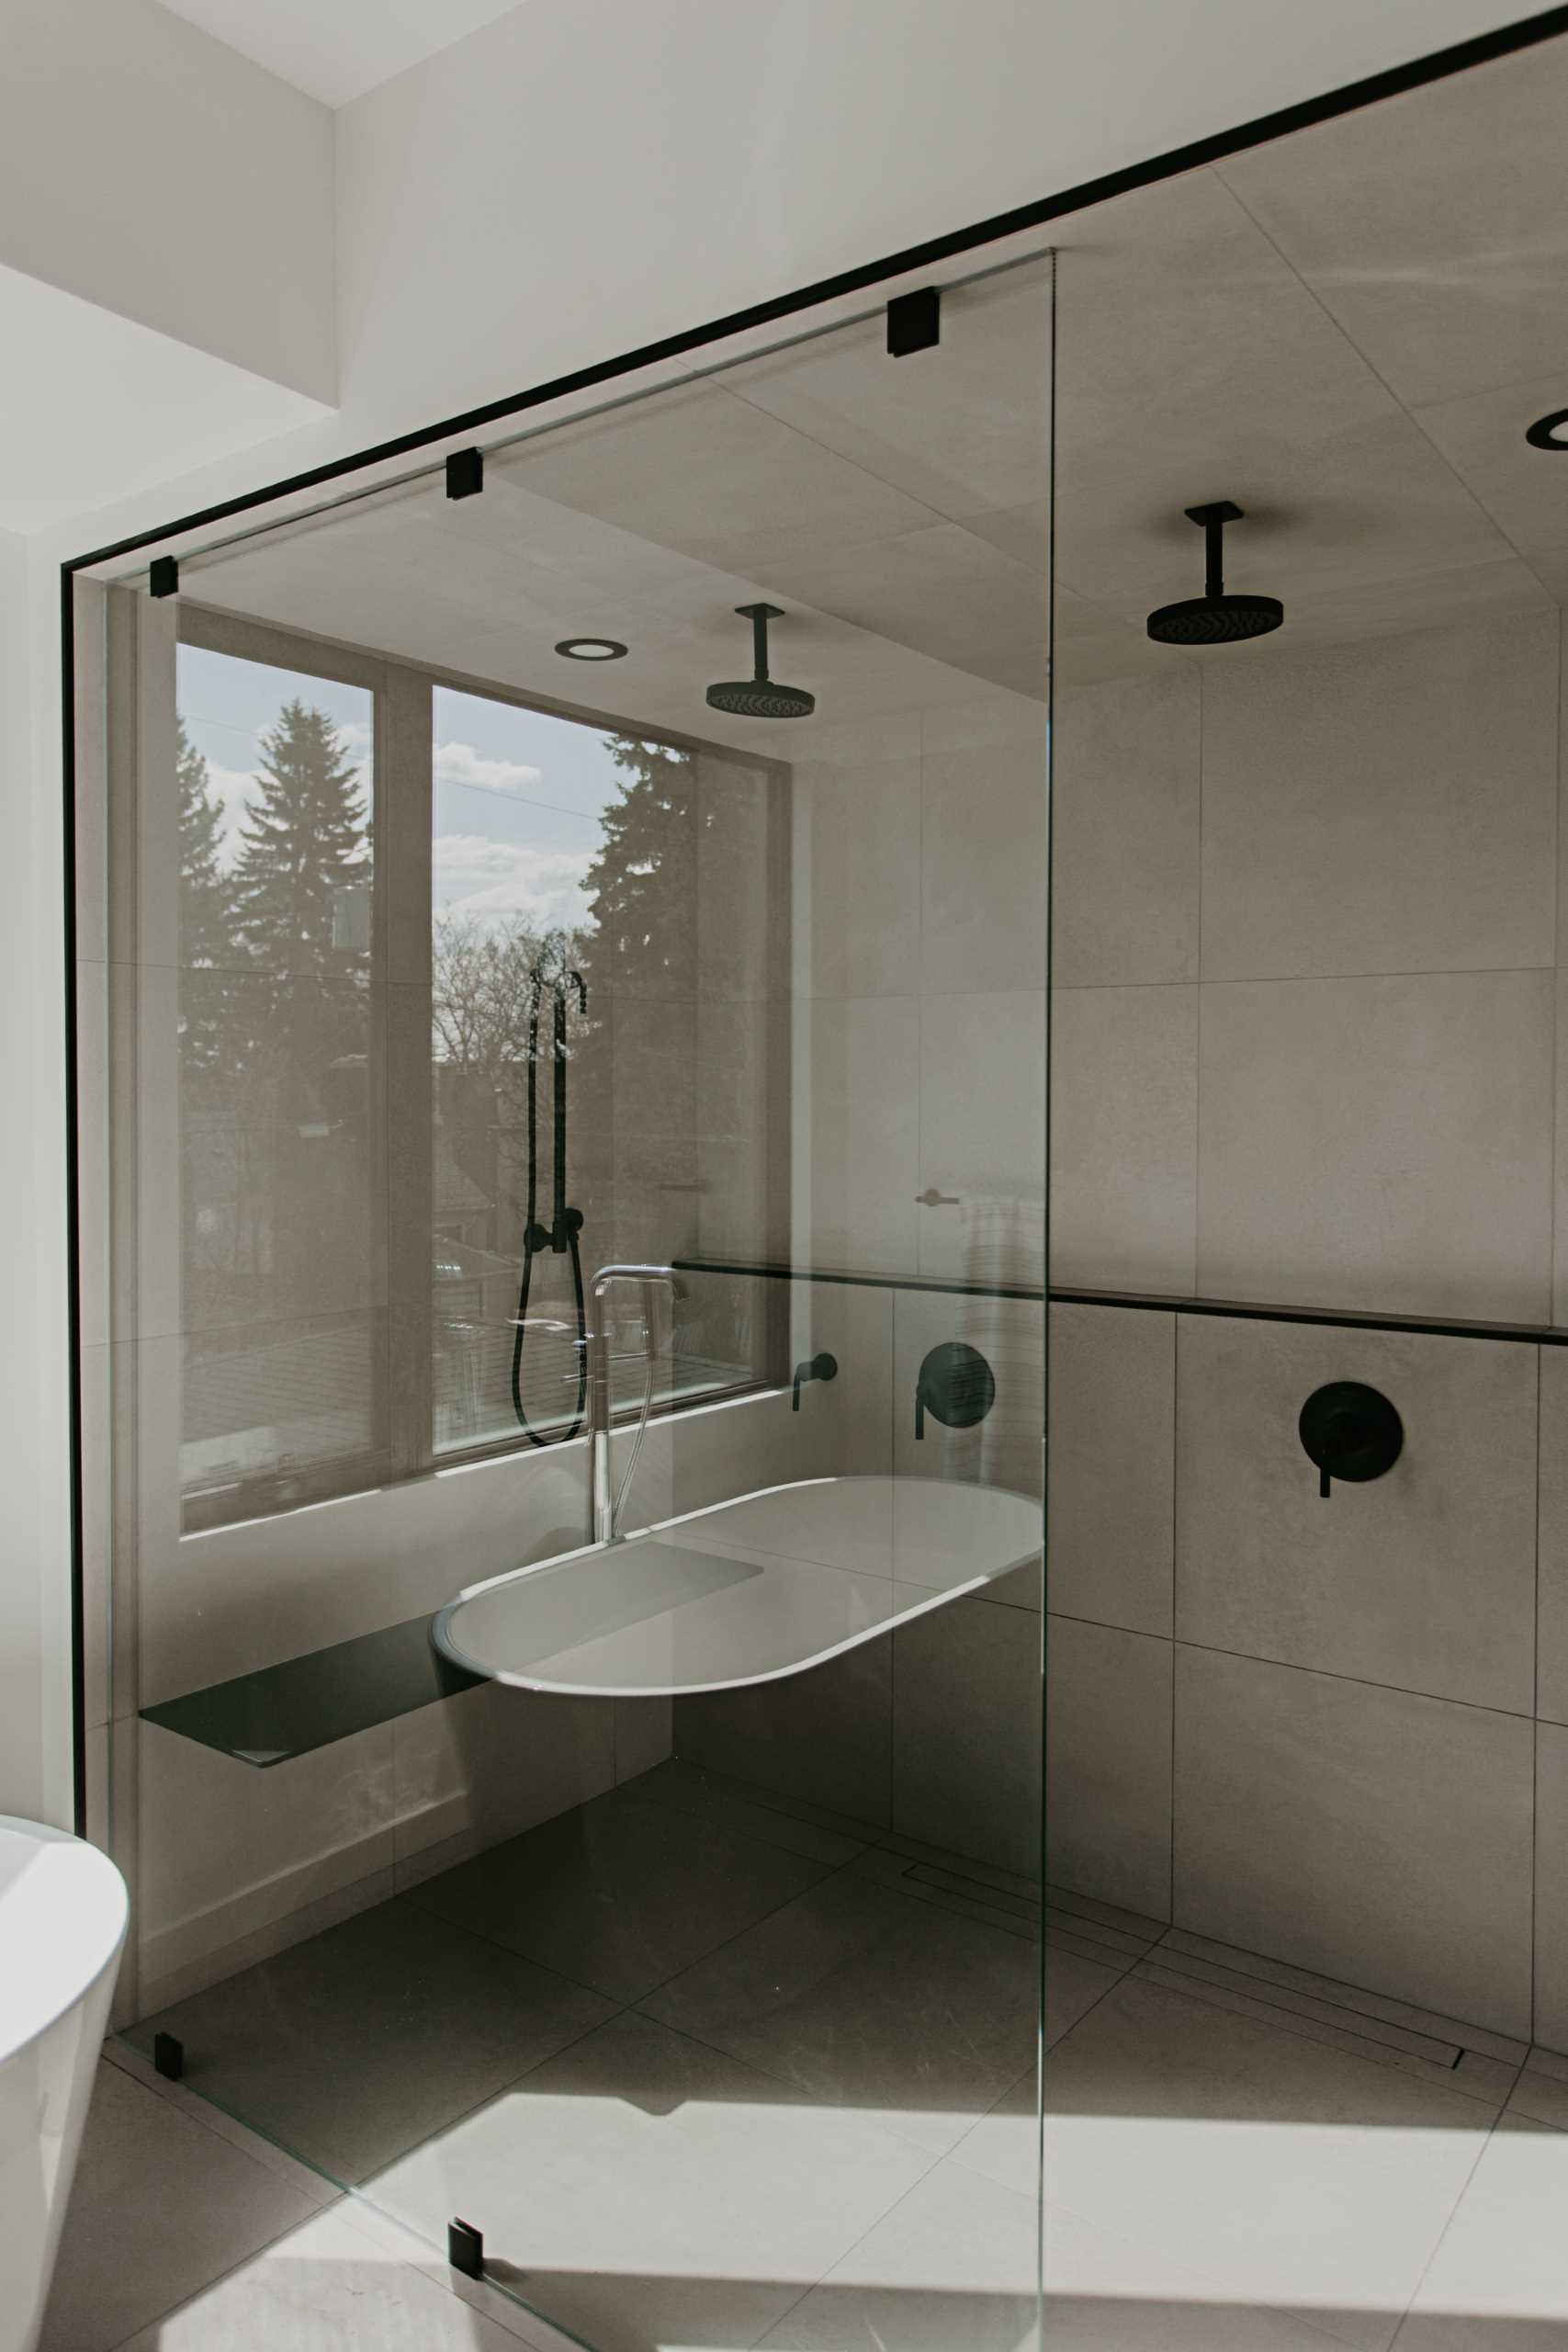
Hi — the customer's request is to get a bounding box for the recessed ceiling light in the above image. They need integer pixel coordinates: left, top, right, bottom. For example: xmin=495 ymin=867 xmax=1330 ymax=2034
xmin=555 ymin=637 xmax=627 ymax=661
xmin=1526 ymin=407 xmax=1568 ymax=449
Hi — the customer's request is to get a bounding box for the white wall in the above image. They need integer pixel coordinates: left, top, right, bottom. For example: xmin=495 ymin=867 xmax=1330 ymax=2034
xmin=333 ymin=0 xmax=1540 ymax=432
xmin=0 ymin=0 xmax=334 ymax=401
xmin=0 ymin=527 xmax=56 ymax=1820
xmin=3 ymin=0 xmax=1546 ymax=1827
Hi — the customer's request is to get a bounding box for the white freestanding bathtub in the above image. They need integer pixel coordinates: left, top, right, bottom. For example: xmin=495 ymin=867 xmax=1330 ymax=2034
xmin=436 ymin=1474 xmax=1043 ymax=1698
xmin=0 ymin=1818 xmax=128 ymax=2352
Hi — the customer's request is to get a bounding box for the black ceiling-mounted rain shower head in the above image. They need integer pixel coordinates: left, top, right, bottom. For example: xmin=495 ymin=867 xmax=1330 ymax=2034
xmin=706 ymin=604 xmax=816 ymax=718
xmin=1146 ymin=502 xmax=1284 ymax=646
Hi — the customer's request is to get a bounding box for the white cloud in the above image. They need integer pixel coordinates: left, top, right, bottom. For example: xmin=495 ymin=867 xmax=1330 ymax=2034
xmin=434 ymin=739 xmax=545 ymax=797
xmin=434 ymin=831 xmax=594 ymax=931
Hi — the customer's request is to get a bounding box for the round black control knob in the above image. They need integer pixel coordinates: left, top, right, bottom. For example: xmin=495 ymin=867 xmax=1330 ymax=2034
xmin=1298 ymin=1381 xmax=1403 ymax=1498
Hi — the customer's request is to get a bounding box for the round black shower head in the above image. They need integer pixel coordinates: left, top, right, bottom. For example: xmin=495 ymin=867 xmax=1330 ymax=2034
xmin=705 ymin=678 xmax=818 ymax=718
xmin=1147 ymin=502 xmax=1283 ymax=647
xmin=706 ymin=604 xmax=816 ymax=719
xmin=1146 ymin=592 xmax=1284 ymax=646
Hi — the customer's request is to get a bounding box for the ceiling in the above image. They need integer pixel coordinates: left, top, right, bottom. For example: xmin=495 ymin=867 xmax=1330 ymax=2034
xmin=155 ymin=0 xmax=521 ymax=107
xmin=169 ymin=32 xmax=1568 ymax=722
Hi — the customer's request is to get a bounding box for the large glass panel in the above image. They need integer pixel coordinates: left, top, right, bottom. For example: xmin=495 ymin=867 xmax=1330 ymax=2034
xmin=1040 ymin=49 xmax=1568 ymax=2346
xmin=89 ymin=246 xmax=1055 ymax=2351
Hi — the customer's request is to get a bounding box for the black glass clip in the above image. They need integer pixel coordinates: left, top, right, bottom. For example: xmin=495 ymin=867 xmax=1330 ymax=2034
xmin=886 ymin=287 xmax=940 ymax=356
xmin=448 ymin=2218 xmax=484 ymax=2278
xmin=446 ymin=447 xmax=484 ymax=500
xmin=152 ymin=2031 xmax=185 ymax=2081
xmin=149 ymin=556 xmax=179 ymax=599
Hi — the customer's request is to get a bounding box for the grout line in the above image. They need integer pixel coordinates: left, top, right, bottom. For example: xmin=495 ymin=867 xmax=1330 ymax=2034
xmin=1168 ymin=1627 xmax=1534 ymax=1724
xmin=1053 ymin=962 xmax=1560 ymax=991
xmin=1387 ymin=2100 xmax=1506 ymax=2338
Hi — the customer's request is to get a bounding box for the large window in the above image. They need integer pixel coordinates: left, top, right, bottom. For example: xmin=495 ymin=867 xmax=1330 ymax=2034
xmin=175 ymin=637 xmax=380 ymax=1529
xmin=175 ymin=621 xmax=784 ymax=1529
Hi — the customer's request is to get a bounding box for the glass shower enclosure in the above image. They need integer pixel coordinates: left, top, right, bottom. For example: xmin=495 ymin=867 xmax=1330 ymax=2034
xmin=75 ymin=246 xmax=1055 ymax=2350
xmin=75 ymin=27 xmax=1568 ymax=2341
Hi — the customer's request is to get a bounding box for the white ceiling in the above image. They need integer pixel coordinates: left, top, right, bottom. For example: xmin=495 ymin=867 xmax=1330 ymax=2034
xmin=155 ymin=0 xmax=523 ymax=107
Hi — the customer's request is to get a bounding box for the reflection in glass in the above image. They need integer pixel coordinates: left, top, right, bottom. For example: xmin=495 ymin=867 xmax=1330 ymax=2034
xmin=176 ymin=646 xmax=378 ymax=1527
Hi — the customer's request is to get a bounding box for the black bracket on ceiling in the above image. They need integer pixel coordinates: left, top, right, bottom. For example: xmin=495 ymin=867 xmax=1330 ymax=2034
xmin=447 ymin=2218 xmax=485 ymax=2279
xmin=149 ymin=556 xmax=179 ymax=599
xmin=446 ymin=447 xmax=484 ymax=501
xmin=886 ymin=287 xmax=941 ymax=357
xmin=152 ymin=2031 xmax=185 ymax=2081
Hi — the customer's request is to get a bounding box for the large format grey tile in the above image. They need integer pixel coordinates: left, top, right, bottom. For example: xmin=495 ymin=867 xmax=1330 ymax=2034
xmin=1174 ymin=1645 xmax=1535 ymax=2040
xmin=920 ymin=696 xmax=1047 ymax=995
xmin=626 ymin=1757 xmax=871 ymax=1866
xmin=1198 ymin=615 xmax=1558 ymax=982
xmin=1174 ymin=1316 xmax=1537 ymax=1712
xmin=1040 ymin=2198 xmax=1365 ymax=2352
xmin=109 ymin=2202 xmax=537 ymax=2352
xmin=41 ymin=2061 xmax=320 ymax=2352
xmin=141 ymin=1895 xmax=615 ymax=2185
xmin=1535 ymin=1723 xmax=1568 ymax=2055
xmin=373 ymin=2008 xmax=931 ymax=2352
xmin=412 ymin=1783 xmax=832 ymax=2002
xmin=1053 ymin=671 xmax=1201 ymax=989
xmin=1047 ymin=1615 xmax=1172 ymax=1923
xmin=1047 ymin=1303 xmax=1175 ymax=1637
xmin=675 ymin=1630 xmax=893 ymax=1829
xmin=797 ymin=714 xmax=922 ymax=1001
xmin=1506 ymin=2049 xmax=1568 ymax=2133
xmin=804 ymin=994 xmax=920 ymax=1273
xmin=1218 ymin=48 xmax=1568 ymax=411
xmin=1397 ymin=2115 xmax=1568 ymax=2346
xmin=1050 ymin=984 xmax=1198 ymax=1293
xmin=1196 ymin=969 xmax=1554 ymax=1323
xmin=892 ymin=1594 xmax=1042 ymax=1878
xmin=1540 ymin=1351 xmax=1568 ymax=1726
xmin=916 ymin=990 xmax=1045 ymax=1283
xmin=968 ymin=1973 xmax=1494 ymax=2352
xmin=759 ymin=2154 xmax=1040 ymax=2351
xmin=1556 ymin=970 xmax=1568 ymax=1330
xmin=640 ymin=1869 xmax=1040 ymax=2155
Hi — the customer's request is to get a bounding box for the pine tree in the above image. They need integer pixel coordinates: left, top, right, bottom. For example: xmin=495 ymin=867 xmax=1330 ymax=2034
xmin=580 ymin=733 xmax=695 ymax=1000
xmin=175 ymin=718 xmax=232 ymax=967
xmin=231 ymin=700 xmax=368 ymax=976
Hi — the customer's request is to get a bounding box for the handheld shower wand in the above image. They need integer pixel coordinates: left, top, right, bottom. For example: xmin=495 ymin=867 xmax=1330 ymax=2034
xmin=510 ymin=962 xmax=589 ymax=1444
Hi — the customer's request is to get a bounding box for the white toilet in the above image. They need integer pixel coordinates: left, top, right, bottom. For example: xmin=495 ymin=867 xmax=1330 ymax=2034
xmin=0 ymin=1817 xmax=128 ymax=2352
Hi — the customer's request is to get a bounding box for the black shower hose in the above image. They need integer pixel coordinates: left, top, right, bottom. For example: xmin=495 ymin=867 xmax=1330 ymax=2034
xmin=509 ymin=981 xmax=589 ymax=1446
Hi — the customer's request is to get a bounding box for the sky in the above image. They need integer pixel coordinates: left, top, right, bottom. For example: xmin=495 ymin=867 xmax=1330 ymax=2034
xmin=176 ymin=647 xmax=639 ymax=933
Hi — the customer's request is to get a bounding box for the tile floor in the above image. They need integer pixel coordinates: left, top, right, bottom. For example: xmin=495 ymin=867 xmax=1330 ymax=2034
xmin=43 ymin=1758 xmax=1568 ymax=2351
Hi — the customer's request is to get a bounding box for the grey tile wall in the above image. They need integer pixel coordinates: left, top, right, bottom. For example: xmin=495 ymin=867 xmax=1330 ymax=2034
xmin=1046 ymin=1304 xmax=1174 ymax=1636
xmin=1045 ymin=1613 xmax=1172 ymax=1918
xmin=1045 ymin=1297 xmax=1568 ymax=2048
xmin=1175 ymin=1316 xmax=1537 ymax=1710
xmin=1052 ymin=610 xmax=1566 ymax=1323
xmin=1174 ymin=1642 xmax=1534 ymax=2039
